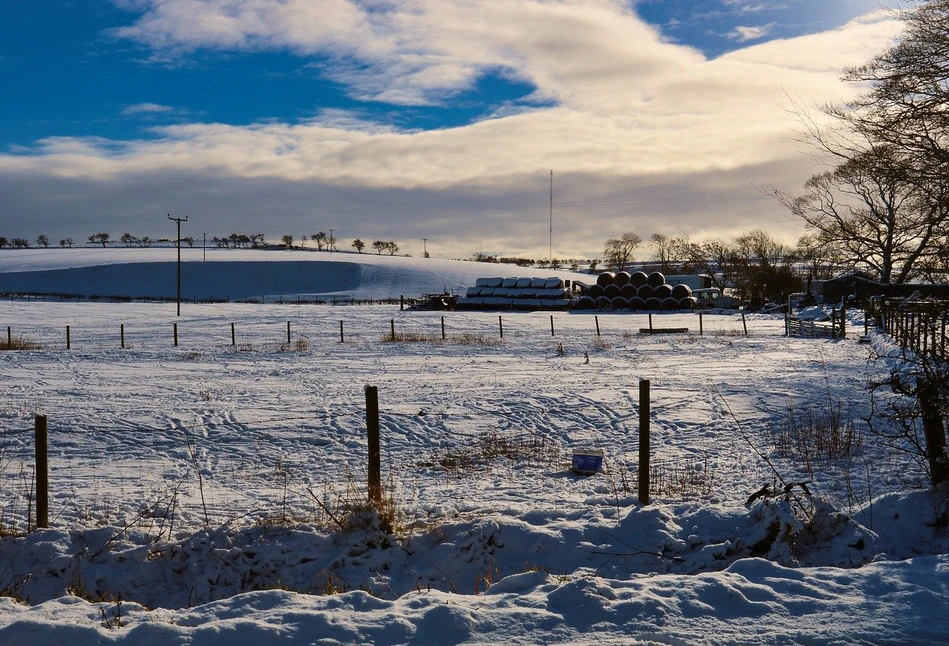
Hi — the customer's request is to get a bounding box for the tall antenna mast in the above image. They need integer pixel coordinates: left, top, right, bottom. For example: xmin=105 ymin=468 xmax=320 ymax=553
xmin=549 ymin=169 xmax=553 ymax=263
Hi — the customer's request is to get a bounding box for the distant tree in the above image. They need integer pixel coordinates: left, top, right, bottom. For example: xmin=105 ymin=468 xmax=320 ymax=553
xmin=228 ymin=233 xmax=242 ymax=248
xmin=89 ymin=233 xmax=110 ymax=247
xmin=211 ymin=236 xmax=228 ymax=248
xmin=311 ymin=232 xmax=327 ymax=250
xmin=250 ymin=233 xmax=266 ymax=248
xmin=0 ymin=237 xmax=7 ymax=248
xmin=139 ymin=236 xmax=153 ymax=248
xmin=372 ymin=240 xmax=386 ymax=254
xmin=120 ymin=232 xmax=138 ymax=247
xmin=237 ymin=234 xmax=250 ymax=248
xmin=36 ymin=235 xmax=50 ymax=248
xmin=384 ymin=241 xmax=399 ymax=256
xmin=649 ymin=233 xmax=690 ymax=273
xmin=11 ymin=237 xmax=29 ymax=248
xmin=589 ymin=259 xmax=599 ymax=272
xmin=604 ymin=233 xmax=642 ymax=270
xmin=281 ymin=234 xmax=295 ymax=247
xmin=328 ymin=231 xmax=337 ymax=251
xmin=182 ymin=236 xmax=195 ymax=248
xmin=352 ymin=238 xmax=365 ymax=253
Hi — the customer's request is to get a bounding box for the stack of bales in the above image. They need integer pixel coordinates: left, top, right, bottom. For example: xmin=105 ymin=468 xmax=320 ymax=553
xmin=572 ymin=271 xmax=696 ymax=311
xmin=456 ymin=277 xmax=571 ymax=311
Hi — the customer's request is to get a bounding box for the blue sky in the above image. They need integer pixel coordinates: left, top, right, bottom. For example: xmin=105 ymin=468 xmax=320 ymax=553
xmin=0 ymin=1 xmax=899 ymax=259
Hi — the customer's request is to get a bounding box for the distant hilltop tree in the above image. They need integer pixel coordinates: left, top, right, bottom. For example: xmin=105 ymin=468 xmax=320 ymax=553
xmin=281 ymin=234 xmax=295 ymax=247
xmin=88 ymin=233 xmax=110 ymax=247
xmin=120 ymin=232 xmax=139 ymax=247
xmin=311 ymin=231 xmax=327 ymax=250
xmin=0 ymin=237 xmax=6 ymax=248
xmin=59 ymin=237 xmax=74 ymax=248
xmin=372 ymin=240 xmax=399 ymax=255
xmin=36 ymin=235 xmax=50 ymax=248
xmin=11 ymin=237 xmax=29 ymax=248
xmin=352 ymin=238 xmax=365 ymax=253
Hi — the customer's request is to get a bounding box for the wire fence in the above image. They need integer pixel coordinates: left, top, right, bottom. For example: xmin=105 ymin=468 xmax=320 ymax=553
xmin=2 ymin=309 xmax=778 ymax=353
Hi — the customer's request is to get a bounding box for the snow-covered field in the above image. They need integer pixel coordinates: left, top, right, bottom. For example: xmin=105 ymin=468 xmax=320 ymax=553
xmin=1 ymin=251 xmax=948 ymax=644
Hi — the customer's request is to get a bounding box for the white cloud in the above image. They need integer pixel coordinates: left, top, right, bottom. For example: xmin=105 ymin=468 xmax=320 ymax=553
xmin=729 ymin=22 xmax=777 ymax=42
xmin=121 ymin=102 xmax=175 ymax=116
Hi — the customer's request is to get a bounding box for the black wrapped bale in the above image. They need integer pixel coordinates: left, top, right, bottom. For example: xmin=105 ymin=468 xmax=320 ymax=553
xmin=661 ymin=297 xmax=679 ymax=311
xmin=638 ymin=284 xmax=655 ymax=299
xmin=573 ymin=296 xmax=596 ymax=310
xmin=679 ymin=296 xmax=697 ymax=310
xmin=604 ymin=284 xmax=622 ymax=298
xmin=611 ymin=297 xmax=628 ymax=310
xmin=629 ymin=296 xmax=646 ymax=311
xmin=671 ymin=284 xmax=692 ymax=299
xmin=630 ymin=271 xmax=648 ymax=287
xmin=614 ymin=271 xmax=631 ymax=287
xmin=589 ymin=284 xmax=604 ymax=298
xmin=595 ymin=296 xmax=612 ymax=310
xmin=644 ymin=297 xmax=662 ymax=310
xmin=646 ymin=271 xmax=665 ymax=288
xmin=620 ymin=284 xmax=637 ymax=299
xmin=597 ymin=272 xmax=616 ymax=287
xmin=654 ymin=284 xmax=673 ymax=299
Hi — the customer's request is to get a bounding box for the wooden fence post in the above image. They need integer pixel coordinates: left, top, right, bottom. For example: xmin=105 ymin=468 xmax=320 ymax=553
xmin=840 ymin=307 xmax=847 ymax=340
xmin=287 ymin=321 xmax=291 ymax=345
xmin=121 ymin=324 xmax=125 ymax=349
xmin=699 ymin=312 xmax=704 ymax=336
xmin=7 ymin=326 xmax=11 ymax=346
xmin=595 ymin=316 xmax=600 ymax=337
xmin=499 ymin=315 xmax=504 ymax=339
xmin=638 ymin=379 xmax=650 ymax=506
xmin=66 ymin=325 xmax=71 ymax=350
xmin=339 ymin=320 xmax=344 ymax=343
xmin=35 ymin=414 xmax=48 ymax=529
xmin=441 ymin=316 xmax=446 ymax=340
xmin=390 ymin=319 xmax=395 ymax=341
xmin=174 ymin=323 xmax=178 ymax=347
xmin=365 ymin=385 xmax=382 ymax=507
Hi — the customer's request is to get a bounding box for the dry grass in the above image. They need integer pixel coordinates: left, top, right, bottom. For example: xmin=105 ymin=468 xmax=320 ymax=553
xmin=0 ymin=336 xmax=43 ymax=351
xmin=770 ymin=399 xmax=863 ymax=472
xmin=425 ymin=430 xmax=560 ymax=471
xmin=382 ymin=331 xmax=503 ymax=346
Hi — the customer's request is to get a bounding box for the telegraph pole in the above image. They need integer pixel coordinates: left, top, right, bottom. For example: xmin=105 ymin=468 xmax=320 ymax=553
xmin=202 ymin=232 xmax=207 ymax=262
xmin=329 ymin=229 xmax=335 ymax=253
xmin=168 ymin=214 xmax=188 ymax=316
xmin=423 ymin=238 xmax=428 ymax=258
xmin=549 ymin=170 xmax=553 ymax=264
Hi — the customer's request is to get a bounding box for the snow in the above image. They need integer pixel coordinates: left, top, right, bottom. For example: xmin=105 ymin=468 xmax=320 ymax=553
xmin=0 ymin=249 xmax=947 ymax=644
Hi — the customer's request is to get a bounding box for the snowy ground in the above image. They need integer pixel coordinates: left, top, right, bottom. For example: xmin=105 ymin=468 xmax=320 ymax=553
xmin=0 ymin=252 xmax=948 ymax=644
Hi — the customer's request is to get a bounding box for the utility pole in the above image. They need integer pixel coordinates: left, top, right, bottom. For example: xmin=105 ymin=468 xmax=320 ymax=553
xmin=329 ymin=229 xmax=334 ymax=253
xmin=549 ymin=169 xmax=553 ymax=264
xmin=202 ymin=232 xmax=207 ymax=262
xmin=423 ymin=238 xmax=428 ymax=258
xmin=168 ymin=214 xmax=188 ymax=316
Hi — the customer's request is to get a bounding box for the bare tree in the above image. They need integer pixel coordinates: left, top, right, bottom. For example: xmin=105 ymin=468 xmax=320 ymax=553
xmin=770 ymin=145 xmax=944 ymax=283
xmin=352 ymin=238 xmax=365 ymax=253
xmin=36 ymin=235 xmax=50 ymax=248
xmin=281 ymin=234 xmax=295 ymax=247
xmin=603 ymin=233 xmax=642 ymax=270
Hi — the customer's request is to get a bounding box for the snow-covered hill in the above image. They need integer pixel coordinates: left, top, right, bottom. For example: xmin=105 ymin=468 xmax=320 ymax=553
xmin=0 ymin=248 xmax=590 ymax=300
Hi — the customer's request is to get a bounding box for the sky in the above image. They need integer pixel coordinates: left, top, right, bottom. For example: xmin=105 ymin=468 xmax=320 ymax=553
xmin=0 ymin=0 xmax=904 ymax=260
